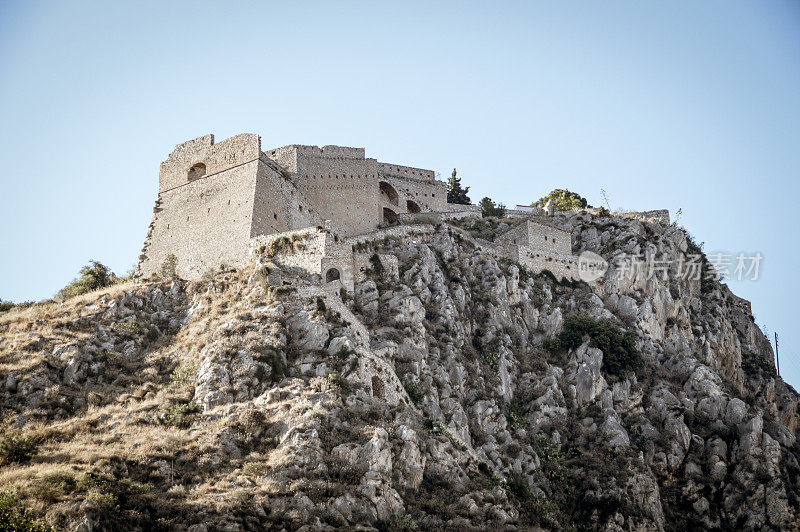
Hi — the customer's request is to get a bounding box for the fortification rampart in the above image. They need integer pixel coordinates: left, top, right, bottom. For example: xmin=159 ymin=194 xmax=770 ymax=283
xmin=381 ymin=174 xmax=447 ymax=214
xmin=139 ymin=133 xmax=615 ymax=285
xmin=377 ymin=162 xmax=435 ymax=181
xmin=138 ymin=159 xmax=259 ymax=279
xmin=159 ymin=133 xmax=261 ymax=193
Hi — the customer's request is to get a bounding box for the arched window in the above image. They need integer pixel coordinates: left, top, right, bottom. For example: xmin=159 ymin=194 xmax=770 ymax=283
xmin=379 ymin=181 xmax=399 ymax=206
xmin=187 ymin=163 xmax=206 ymax=181
xmin=383 ymin=208 xmax=398 ymax=224
xmin=325 ymin=268 xmax=341 ymax=282
xmin=406 ymin=200 xmax=421 ymax=213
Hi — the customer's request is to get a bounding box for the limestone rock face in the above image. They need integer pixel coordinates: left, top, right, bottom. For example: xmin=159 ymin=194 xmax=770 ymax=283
xmin=0 ymin=218 xmax=797 ymax=531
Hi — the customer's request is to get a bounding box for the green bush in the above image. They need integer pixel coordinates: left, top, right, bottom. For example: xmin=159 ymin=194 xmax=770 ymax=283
xmin=558 ymin=314 xmax=641 ymax=377
xmin=112 ymin=320 xmax=140 ymax=340
xmin=401 ymin=377 xmax=423 ymax=405
xmin=162 ymin=402 xmax=202 ymax=429
xmin=170 ymin=359 xmax=198 ymax=387
xmin=27 ymin=472 xmax=76 ymax=503
xmin=504 ymin=402 xmax=528 ymax=430
xmin=479 ymin=197 xmax=506 ymax=218
xmin=0 ymin=300 xmax=35 ymax=313
xmin=542 ymin=337 xmax=561 ymax=354
xmin=327 ymin=373 xmax=351 ymax=394
xmin=159 ymin=253 xmax=178 ymax=279
xmin=57 ymin=261 xmax=114 ymax=300
xmin=0 ymin=433 xmax=38 ymax=465
xmin=369 ymin=253 xmax=385 ymax=277
xmin=0 ymin=490 xmax=51 ymax=531
xmin=533 ymin=189 xmax=589 ymax=211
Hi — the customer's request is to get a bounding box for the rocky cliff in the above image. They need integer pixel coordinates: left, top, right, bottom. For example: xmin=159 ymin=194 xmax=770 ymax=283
xmin=1 ymin=212 xmax=798 ymax=531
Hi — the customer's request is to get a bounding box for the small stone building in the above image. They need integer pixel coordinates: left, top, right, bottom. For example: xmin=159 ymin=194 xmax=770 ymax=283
xmin=495 ymin=220 xmax=579 ymax=280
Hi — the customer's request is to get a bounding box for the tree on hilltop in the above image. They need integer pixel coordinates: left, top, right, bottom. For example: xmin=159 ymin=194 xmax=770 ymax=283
xmin=447 ymin=169 xmax=471 ymax=205
xmin=479 ymin=197 xmax=506 ymax=218
xmin=533 ymin=189 xmax=590 ymax=211
xmin=57 ymin=260 xmax=115 ymax=300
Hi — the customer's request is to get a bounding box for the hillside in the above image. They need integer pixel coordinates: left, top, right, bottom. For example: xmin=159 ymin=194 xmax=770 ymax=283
xmin=1 ymin=212 xmax=798 ymax=531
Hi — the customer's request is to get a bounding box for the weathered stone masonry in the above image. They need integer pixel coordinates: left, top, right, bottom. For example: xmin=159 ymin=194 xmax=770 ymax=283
xmin=136 ymin=133 xmax=589 ymax=287
xmin=137 ymin=134 xmax=449 ymax=279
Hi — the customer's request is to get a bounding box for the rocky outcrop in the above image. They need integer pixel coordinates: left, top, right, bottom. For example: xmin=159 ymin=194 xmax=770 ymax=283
xmin=1 ymin=215 xmax=798 ymax=531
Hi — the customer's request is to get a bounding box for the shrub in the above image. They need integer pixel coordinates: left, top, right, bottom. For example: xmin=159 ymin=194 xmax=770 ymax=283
xmin=0 ymin=300 xmax=35 ymax=313
xmin=242 ymin=462 xmax=270 ymax=478
xmin=558 ymin=314 xmax=641 ymax=377
xmin=267 ymin=234 xmax=304 ymax=256
xmin=369 ymin=254 xmax=385 ymax=277
xmin=162 ymin=402 xmax=202 ymax=429
xmin=401 ymin=377 xmax=424 ymax=405
xmin=85 ymin=490 xmax=119 ymax=517
xmin=597 ymin=206 xmax=610 ymax=216
xmin=480 ymin=351 xmax=499 ymax=372
xmin=159 ymin=253 xmax=178 ymax=279
xmin=327 ymin=373 xmax=351 ymax=394
xmin=391 ymin=511 xmax=420 ymax=531
xmin=506 ymin=473 xmax=531 ymax=499
xmin=112 ymin=320 xmax=140 ymax=340
xmin=0 ymin=433 xmax=38 ymax=465
xmin=256 ymin=265 xmax=271 ymax=292
xmin=0 ymin=490 xmax=51 ymax=532
xmin=315 ymin=297 xmax=326 ymax=315
xmin=27 ymin=472 xmax=76 ymax=503
xmin=542 ymin=337 xmax=561 ymax=354
xmin=479 ymin=197 xmax=506 ymax=218
xmin=504 ymin=402 xmax=528 ymax=430
xmin=170 ymin=359 xmax=198 ymax=387
xmin=57 ymin=261 xmax=114 ymax=300
xmin=532 ymin=189 xmax=589 ymax=211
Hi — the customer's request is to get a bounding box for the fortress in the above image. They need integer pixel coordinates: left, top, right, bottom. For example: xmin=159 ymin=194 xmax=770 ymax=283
xmin=138 ymin=133 xmax=663 ymax=288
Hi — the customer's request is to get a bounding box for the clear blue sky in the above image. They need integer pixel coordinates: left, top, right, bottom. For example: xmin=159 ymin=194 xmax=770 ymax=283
xmin=1 ymin=1 xmax=798 ymax=386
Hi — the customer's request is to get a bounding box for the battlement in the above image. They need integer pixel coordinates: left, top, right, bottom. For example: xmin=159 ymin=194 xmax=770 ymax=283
xmin=159 ymin=133 xmax=261 ymax=192
xmin=378 ymin=162 xmax=435 ymax=181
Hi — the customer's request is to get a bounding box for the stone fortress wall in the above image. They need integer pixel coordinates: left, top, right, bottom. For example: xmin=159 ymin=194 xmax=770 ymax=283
xmin=494 ymin=220 xmax=579 ymax=280
xmin=137 ymin=133 xmax=462 ymax=280
xmin=138 ymin=134 xmax=265 ymax=279
xmin=265 ymin=145 xmax=379 ymax=237
xmin=139 ymin=132 xmax=661 ymax=287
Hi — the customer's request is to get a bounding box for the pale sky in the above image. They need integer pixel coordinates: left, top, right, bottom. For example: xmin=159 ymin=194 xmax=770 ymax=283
xmin=1 ymin=0 xmax=798 ymax=387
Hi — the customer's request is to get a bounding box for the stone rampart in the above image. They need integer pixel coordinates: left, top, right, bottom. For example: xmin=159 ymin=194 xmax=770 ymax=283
xmin=159 ymin=134 xmax=261 ymax=193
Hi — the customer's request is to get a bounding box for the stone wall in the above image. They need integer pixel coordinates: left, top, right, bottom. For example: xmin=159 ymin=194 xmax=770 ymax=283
xmin=251 ymin=158 xmax=322 ymax=237
xmin=266 ymin=145 xmax=380 ymax=236
xmin=138 ymin=159 xmax=258 ymax=279
xmin=381 ymin=174 xmax=447 ymax=215
xmin=158 ymin=134 xmax=261 ymax=193
xmin=493 ymin=220 xmax=579 ymax=280
xmin=140 ymin=134 xmax=473 ymax=281
xmin=512 ymin=245 xmax=579 ymax=281
xmin=252 ymin=228 xmax=329 ymax=278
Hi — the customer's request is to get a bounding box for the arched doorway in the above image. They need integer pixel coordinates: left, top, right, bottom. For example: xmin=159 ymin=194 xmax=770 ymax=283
xmin=406 ymin=200 xmax=421 ymax=213
xmin=379 ymin=181 xmax=399 ymax=206
xmin=187 ymin=163 xmax=206 ymax=181
xmin=383 ymin=208 xmax=398 ymax=224
xmin=325 ymin=268 xmax=341 ymax=282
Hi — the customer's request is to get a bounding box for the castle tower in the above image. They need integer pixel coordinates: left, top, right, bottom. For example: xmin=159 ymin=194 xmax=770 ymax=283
xmin=136 ymin=134 xmax=447 ymax=280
